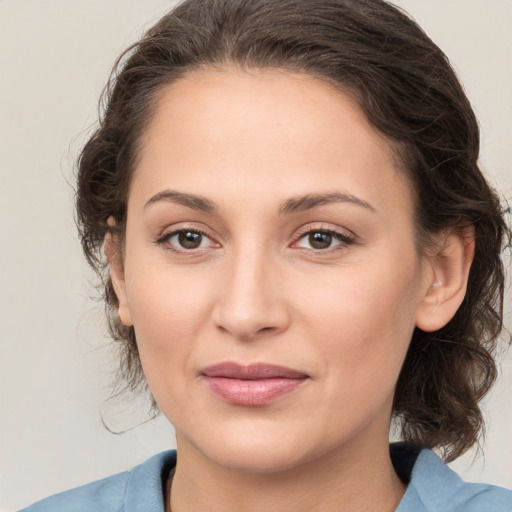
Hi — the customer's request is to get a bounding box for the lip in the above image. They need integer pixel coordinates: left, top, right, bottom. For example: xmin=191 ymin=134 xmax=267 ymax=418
xmin=201 ymin=362 xmax=309 ymax=406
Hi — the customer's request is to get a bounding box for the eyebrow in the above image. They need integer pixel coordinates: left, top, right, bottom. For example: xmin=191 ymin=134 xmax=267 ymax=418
xmin=279 ymin=192 xmax=376 ymax=215
xmin=144 ymin=189 xmax=376 ymax=215
xmin=145 ymin=190 xmax=218 ymax=213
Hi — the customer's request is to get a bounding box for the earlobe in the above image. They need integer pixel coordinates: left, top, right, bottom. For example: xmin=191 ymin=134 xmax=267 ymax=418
xmin=105 ymin=223 xmax=133 ymax=327
xmin=415 ymin=227 xmax=475 ymax=332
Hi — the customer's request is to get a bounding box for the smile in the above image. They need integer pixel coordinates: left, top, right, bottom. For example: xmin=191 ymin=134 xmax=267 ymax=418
xmin=201 ymin=362 xmax=309 ymax=406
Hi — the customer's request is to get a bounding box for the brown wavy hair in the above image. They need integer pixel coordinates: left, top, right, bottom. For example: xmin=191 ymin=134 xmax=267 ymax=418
xmin=76 ymin=0 xmax=510 ymax=461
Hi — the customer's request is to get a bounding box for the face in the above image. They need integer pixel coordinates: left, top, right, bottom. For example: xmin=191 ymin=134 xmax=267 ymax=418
xmin=112 ymin=67 xmax=435 ymax=473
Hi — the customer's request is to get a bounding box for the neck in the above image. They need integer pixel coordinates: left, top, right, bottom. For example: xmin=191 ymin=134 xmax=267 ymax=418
xmin=168 ymin=433 xmax=406 ymax=512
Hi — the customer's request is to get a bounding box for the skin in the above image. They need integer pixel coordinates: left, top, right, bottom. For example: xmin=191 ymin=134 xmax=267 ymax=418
xmin=108 ymin=67 xmax=474 ymax=512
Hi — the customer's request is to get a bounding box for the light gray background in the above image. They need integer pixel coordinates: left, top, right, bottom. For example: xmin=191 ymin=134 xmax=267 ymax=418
xmin=0 ymin=1 xmax=511 ymax=510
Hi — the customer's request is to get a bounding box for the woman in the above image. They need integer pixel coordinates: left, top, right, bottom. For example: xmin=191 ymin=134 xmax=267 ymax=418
xmin=19 ymin=0 xmax=511 ymax=510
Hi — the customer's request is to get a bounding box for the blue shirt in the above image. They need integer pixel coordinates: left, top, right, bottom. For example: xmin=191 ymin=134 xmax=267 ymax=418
xmin=19 ymin=445 xmax=512 ymax=511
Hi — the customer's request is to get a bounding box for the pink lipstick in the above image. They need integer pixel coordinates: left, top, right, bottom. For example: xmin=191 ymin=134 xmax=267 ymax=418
xmin=201 ymin=362 xmax=309 ymax=406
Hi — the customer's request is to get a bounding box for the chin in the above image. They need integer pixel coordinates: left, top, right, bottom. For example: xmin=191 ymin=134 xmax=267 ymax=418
xmin=206 ymin=442 xmax=310 ymax=474
xmin=180 ymin=417 xmax=329 ymax=475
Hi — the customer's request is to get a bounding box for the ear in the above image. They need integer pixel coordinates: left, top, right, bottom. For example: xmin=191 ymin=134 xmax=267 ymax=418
xmin=105 ymin=219 xmax=133 ymax=327
xmin=415 ymin=227 xmax=475 ymax=332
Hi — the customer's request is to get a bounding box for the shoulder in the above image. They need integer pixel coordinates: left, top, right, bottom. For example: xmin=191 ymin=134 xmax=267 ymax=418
xmin=396 ymin=445 xmax=512 ymax=512
xmin=17 ymin=451 xmax=176 ymax=512
xmin=17 ymin=472 xmax=130 ymax=512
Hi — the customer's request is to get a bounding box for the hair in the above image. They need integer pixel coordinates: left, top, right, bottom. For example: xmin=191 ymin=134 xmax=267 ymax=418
xmin=76 ymin=0 xmax=510 ymax=462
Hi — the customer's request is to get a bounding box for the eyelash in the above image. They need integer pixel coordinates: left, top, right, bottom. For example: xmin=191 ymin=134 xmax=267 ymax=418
xmin=294 ymin=225 xmax=355 ymax=253
xmin=155 ymin=227 xmax=215 ymax=254
xmin=156 ymin=225 xmax=355 ymax=255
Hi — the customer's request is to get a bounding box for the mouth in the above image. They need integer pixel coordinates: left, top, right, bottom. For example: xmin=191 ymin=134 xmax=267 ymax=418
xmin=201 ymin=362 xmax=309 ymax=406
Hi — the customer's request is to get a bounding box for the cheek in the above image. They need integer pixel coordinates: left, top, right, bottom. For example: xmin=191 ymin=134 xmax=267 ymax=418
xmin=122 ymin=260 xmax=214 ymax=390
xmin=296 ymin=251 xmax=422 ymax=393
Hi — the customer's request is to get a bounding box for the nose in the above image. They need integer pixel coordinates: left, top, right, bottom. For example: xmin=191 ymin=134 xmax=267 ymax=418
xmin=211 ymin=245 xmax=290 ymax=341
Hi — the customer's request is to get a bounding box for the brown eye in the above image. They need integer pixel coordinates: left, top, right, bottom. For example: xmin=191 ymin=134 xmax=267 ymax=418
xmin=309 ymin=232 xmax=332 ymax=249
xmin=159 ymin=228 xmax=217 ymax=252
xmin=178 ymin=231 xmax=203 ymax=249
xmin=294 ymin=228 xmax=355 ymax=252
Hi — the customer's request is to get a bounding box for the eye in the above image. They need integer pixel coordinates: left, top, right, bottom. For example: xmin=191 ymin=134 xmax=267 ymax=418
xmin=294 ymin=228 xmax=355 ymax=252
xmin=157 ymin=228 xmax=218 ymax=252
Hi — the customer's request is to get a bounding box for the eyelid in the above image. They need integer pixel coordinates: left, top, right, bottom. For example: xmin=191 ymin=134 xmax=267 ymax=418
xmin=155 ymin=222 xmax=356 ymax=254
xmin=156 ymin=225 xmax=220 ymax=253
xmin=291 ymin=224 xmax=356 ymax=252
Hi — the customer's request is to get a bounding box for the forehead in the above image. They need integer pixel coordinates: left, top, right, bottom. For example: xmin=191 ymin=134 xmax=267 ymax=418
xmin=141 ymin=67 xmax=391 ymax=157
xmin=132 ymin=67 xmax=413 ymax=219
